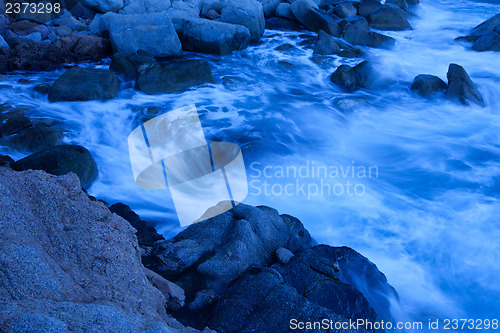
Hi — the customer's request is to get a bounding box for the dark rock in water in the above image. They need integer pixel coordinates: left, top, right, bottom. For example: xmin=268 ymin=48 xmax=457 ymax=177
xmin=12 ymin=144 xmax=98 ymax=189
xmin=469 ymin=13 xmax=500 ymax=38
xmin=333 ymin=1 xmax=358 ymax=18
xmin=110 ymin=202 xmax=164 ymax=246
xmin=330 ymin=61 xmax=374 ymax=91
xmin=314 ymin=29 xmax=363 ymax=57
xmin=257 ymin=0 xmax=281 ymax=18
xmin=208 ymin=268 xmax=371 ymax=333
xmin=406 ymin=0 xmax=419 ymax=4
xmin=0 ymin=123 xmax=65 ymax=153
xmin=445 ymin=63 xmax=484 ymax=106
xmin=357 ymin=0 xmax=382 ymax=18
xmin=387 ymin=0 xmax=409 ymax=11
xmin=0 ymin=154 xmax=14 ymax=167
xmin=48 ymin=67 xmax=119 ymax=102
xmin=275 ymin=3 xmax=296 ymax=21
xmin=471 ymin=31 xmax=500 ymax=52
xmin=341 ymin=16 xmax=395 ymax=48
xmin=136 ymin=60 xmax=215 ymax=95
xmin=0 ymin=115 xmax=32 ymax=137
xmin=220 ymin=0 xmax=265 ymax=42
xmin=33 ymin=83 xmax=50 ymax=94
xmin=109 ymin=53 xmax=137 ymax=80
xmin=368 ymin=4 xmax=412 ymax=31
xmin=48 ymin=33 xmax=112 ymax=64
xmin=411 ymin=74 xmax=447 ymax=97
xmin=291 ymin=0 xmax=341 ymax=36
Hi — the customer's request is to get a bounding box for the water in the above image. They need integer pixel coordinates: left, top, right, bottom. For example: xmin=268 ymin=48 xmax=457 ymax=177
xmin=1 ymin=0 xmax=499 ymax=330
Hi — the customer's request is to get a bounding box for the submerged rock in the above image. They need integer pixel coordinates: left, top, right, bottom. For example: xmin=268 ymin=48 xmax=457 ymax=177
xmin=48 ymin=67 xmax=119 ymax=102
xmin=12 ymin=144 xmax=98 ymax=189
xmin=314 ymin=29 xmax=363 ymax=57
xmin=330 ymin=61 xmax=374 ymax=92
xmin=411 ymin=74 xmax=447 ymax=97
xmin=445 ymin=64 xmax=483 ymax=106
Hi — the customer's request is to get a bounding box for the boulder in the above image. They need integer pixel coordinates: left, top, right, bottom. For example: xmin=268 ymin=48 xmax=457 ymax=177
xmin=12 ymin=144 xmax=98 ymax=189
xmin=136 ymin=60 xmax=215 ymax=95
xmin=53 ymin=16 xmax=87 ymax=31
xmin=83 ymin=0 xmax=124 ymax=12
xmin=341 ymin=15 xmax=395 ymax=48
xmin=105 ymin=13 xmax=182 ymax=57
xmin=0 ymin=115 xmax=32 ymax=138
xmin=471 ymin=31 xmax=500 ymax=52
xmin=406 ymin=0 xmax=418 ymax=4
xmin=0 ymin=154 xmax=14 ymax=167
xmin=109 ymin=52 xmax=138 ymax=79
xmin=330 ymin=61 xmax=373 ymax=92
xmin=48 ymin=33 xmax=112 ymax=64
xmin=410 ymin=74 xmax=447 ymax=97
xmin=469 ymin=13 xmax=500 ymax=39
xmin=257 ymin=0 xmax=281 ymax=18
xmin=0 ymin=123 xmax=65 ymax=153
xmin=119 ymin=0 xmax=171 ymax=14
xmin=11 ymin=20 xmax=50 ymax=39
xmin=55 ymin=26 xmax=73 ymax=37
xmin=291 ymin=0 xmax=341 ymax=36
xmin=275 ymin=247 xmax=294 ymax=264
xmin=175 ymin=17 xmax=251 ymax=55
xmin=445 ymin=63 xmax=484 ymax=106
xmin=333 ymin=1 xmax=358 ymax=18
xmin=368 ymin=4 xmax=412 ymax=30
xmin=33 ymin=83 xmax=51 ymax=94
xmin=220 ymin=0 xmax=265 ymax=42
xmin=17 ymin=32 xmax=42 ymax=44
xmin=204 ymin=9 xmax=220 ymax=20
xmin=48 ymin=67 xmax=119 ymax=102
xmin=313 ymin=29 xmax=363 ymax=57
xmin=0 ymin=35 xmax=8 ymax=49
xmin=357 ymin=0 xmax=382 ymax=17
xmin=387 ymin=0 xmax=408 ymax=11
xmin=265 ymin=17 xmax=304 ymax=31
xmin=276 ymin=3 xmax=295 ymax=20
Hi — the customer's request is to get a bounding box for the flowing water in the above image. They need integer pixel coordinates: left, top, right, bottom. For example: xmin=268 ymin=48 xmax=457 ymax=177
xmin=1 ymin=0 xmax=500 ymax=330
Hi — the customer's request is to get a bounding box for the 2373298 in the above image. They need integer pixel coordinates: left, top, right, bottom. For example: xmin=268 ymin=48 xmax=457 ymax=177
xmin=5 ymin=2 xmax=61 ymax=14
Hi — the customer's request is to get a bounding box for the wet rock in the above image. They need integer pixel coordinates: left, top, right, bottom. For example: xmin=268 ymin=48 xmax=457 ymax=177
xmin=276 ymin=3 xmax=295 ymax=20
xmin=313 ymin=29 xmax=363 ymax=57
xmin=0 ymin=35 xmax=8 ymax=49
xmin=341 ymin=15 xmax=395 ymax=48
xmin=265 ymin=17 xmax=304 ymax=31
xmin=220 ymin=0 xmax=265 ymax=42
xmin=33 ymin=83 xmax=51 ymax=94
xmin=0 ymin=154 xmax=14 ymax=167
xmin=357 ymin=0 xmax=382 ymax=17
xmin=49 ymin=34 xmax=112 ymax=64
xmin=368 ymin=4 xmax=412 ymax=30
xmin=48 ymin=67 xmax=119 ymax=102
xmin=105 ymin=13 xmax=182 ymax=57
xmin=109 ymin=52 xmax=137 ymax=79
xmin=136 ymin=59 xmax=215 ymax=95
xmin=0 ymin=115 xmax=32 ymax=137
xmin=12 ymin=144 xmax=98 ymax=189
xmin=469 ymin=13 xmax=500 ymax=39
xmin=109 ymin=202 xmax=164 ymax=246
xmin=83 ymin=0 xmax=124 ymax=13
xmin=445 ymin=63 xmax=484 ymax=106
xmin=456 ymin=13 xmax=500 ymax=52
xmin=387 ymin=0 xmax=409 ymax=11
xmin=0 ymin=123 xmax=64 ymax=153
xmin=257 ymin=0 xmax=280 ymax=18
xmin=471 ymin=31 xmax=500 ymax=52
xmin=410 ymin=74 xmax=447 ymax=97
xmin=291 ymin=0 xmax=341 ymax=36
xmin=333 ymin=1 xmax=358 ymax=18
xmin=330 ymin=61 xmax=373 ymax=92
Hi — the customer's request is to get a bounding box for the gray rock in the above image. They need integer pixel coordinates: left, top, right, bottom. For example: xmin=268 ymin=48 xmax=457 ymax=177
xmin=11 ymin=20 xmax=50 ymax=39
xmin=119 ymin=0 xmax=172 ymax=14
xmin=48 ymin=32 xmax=60 ymax=42
xmin=357 ymin=0 xmax=382 ymax=17
xmin=55 ymin=26 xmax=73 ymax=37
xmin=257 ymin=0 xmax=281 ymax=18
xmin=83 ymin=0 xmax=124 ymax=13
xmin=17 ymin=32 xmax=42 ymax=44
xmin=341 ymin=15 xmax=395 ymax=48
xmin=136 ymin=60 xmax=215 ymax=94
xmin=291 ymin=0 xmax=341 ymax=36
xmin=330 ymin=61 xmax=373 ymax=92
xmin=48 ymin=67 xmax=119 ymax=102
xmin=469 ymin=13 xmax=500 ymax=38
xmin=220 ymin=0 xmax=265 ymax=42
xmin=411 ymin=74 xmax=447 ymax=97
xmin=445 ymin=63 xmax=484 ymax=106
xmin=276 ymin=3 xmax=295 ymax=20
xmin=4 ymin=313 xmax=69 ymax=333
xmin=106 ymin=13 xmax=181 ymax=57
xmin=368 ymin=4 xmax=412 ymax=30
xmin=201 ymin=0 xmax=223 ymax=17
xmin=333 ymin=1 xmax=358 ymax=18
xmin=471 ymin=31 xmax=500 ymax=52
xmin=175 ymin=17 xmax=251 ymax=55
xmin=0 ymin=35 xmax=8 ymax=49
xmin=12 ymin=144 xmax=98 ymax=189
xmin=313 ymin=29 xmax=363 ymax=57
xmin=54 ymin=16 xmax=87 ymax=31
xmin=204 ymin=8 xmax=220 ymax=19
xmin=275 ymin=247 xmax=294 ymax=264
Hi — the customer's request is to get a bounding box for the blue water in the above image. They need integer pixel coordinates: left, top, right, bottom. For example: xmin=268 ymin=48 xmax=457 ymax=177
xmin=1 ymin=0 xmax=499 ymax=331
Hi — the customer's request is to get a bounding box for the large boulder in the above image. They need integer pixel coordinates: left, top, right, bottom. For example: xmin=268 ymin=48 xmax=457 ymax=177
xmin=471 ymin=31 xmax=500 ymax=52
xmin=257 ymin=0 xmax=280 ymax=18
xmin=136 ymin=59 xmax=215 ymax=95
xmin=48 ymin=67 xmax=119 ymax=102
xmin=357 ymin=0 xmax=382 ymax=17
xmin=119 ymin=0 xmax=171 ymax=14
xmin=83 ymin=0 xmax=124 ymax=12
xmin=105 ymin=13 xmax=182 ymax=57
xmin=367 ymin=4 xmax=412 ymax=30
xmin=275 ymin=3 xmax=295 ymax=20
xmin=469 ymin=13 xmax=500 ymax=39
xmin=0 ymin=123 xmax=65 ymax=153
xmin=313 ymin=30 xmax=363 ymax=57
xmin=220 ymin=0 xmax=265 ymax=42
xmin=330 ymin=61 xmax=374 ymax=92
xmin=12 ymin=144 xmax=98 ymax=189
xmin=291 ymin=0 xmax=341 ymax=36
xmin=174 ymin=17 xmax=251 ymax=55
xmin=410 ymin=74 xmax=447 ymax=97
xmin=445 ymin=63 xmax=484 ymax=106
xmin=341 ymin=15 xmax=395 ymax=48
xmin=333 ymin=1 xmax=358 ymax=18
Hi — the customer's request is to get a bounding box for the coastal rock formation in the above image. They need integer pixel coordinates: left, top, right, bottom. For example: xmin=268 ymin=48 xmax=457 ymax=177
xmin=220 ymin=0 xmax=265 ymax=43
xmin=291 ymin=0 xmax=341 ymax=36
xmin=445 ymin=63 xmax=484 ymax=106
xmin=457 ymin=13 xmax=500 ymax=52
xmin=330 ymin=61 xmax=374 ymax=92
xmin=367 ymin=4 xmax=412 ymax=31
xmin=313 ymin=30 xmax=363 ymax=57
xmin=411 ymin=74 xmax=447 ymax=97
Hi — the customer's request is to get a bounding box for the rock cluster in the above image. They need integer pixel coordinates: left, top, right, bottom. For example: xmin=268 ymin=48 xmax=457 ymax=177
xmin=456 ymin=13 xmax=500 ymax=52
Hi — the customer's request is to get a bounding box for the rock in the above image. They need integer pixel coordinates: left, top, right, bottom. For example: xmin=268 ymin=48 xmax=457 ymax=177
xmin=83 ymin=0 xmax=124 ymax=13
xmin=12 ymin=144 xmax=98 ymax=189
xmin=54 ymin=16 xmax=87 ymax=31
xmin=469 ymin=13 xmax=500 ymax=38
xmin=109 ymin=202 xmax=164 ymax=246
xmin=445 ymin=63 xmax=484 ymax=106
xmin=109 ymin=52 xmax=137 ymax=79
xmin=136 ymin=60 xmax=215 ymax=95
xmin=0 ymin=123 xmax=65 ymax=153
xmin=357 ymin=0 xmax=382 ymax=17
xmin=105 ymin=13 xmax=182 ymax=57
xmin=33 ymin=83 xmax=51 ymax=94
xmin=49 ymin=34 xmax=112 ymax=64
xmin=175 ymin=17 xmax=251 ymax=55
xmin=0 ymin=154 xmax=14 ymax=167
xmin=17 ymin=32 xmax=42 ymax=44
xmin=275 ymin=247 xmax=294 ymax=264
xmin=11 ymin=20 xmax=50 ymax=39
xmin=55 ymin=26 xmax=73 ymax=37
xmin=275 ymin=3 xmax=295 ymax=20
xmin=203 ymin=9 xmax=218 ymax=19
xmin=410 ymin=74 xmax=447 ymax=97
xmin=48 ymin=67 xmax=119 ymax=102
xmin=220 ymin=0 xmax=265 ymax=42
xmin=406 ymin=0 xmax=419 ymax=4
xmin=265 ymin=17 xmax=304 ymax=31
xmin=368 ymin=4 xmax=412 ymax=30
xmin=471 ymin=31 xmax=500 ymax=52
xmin=333 ymin=1 xmax=358 ymax=18
xmin=257 ymin=0 xmax=280 ymax=18
xmin=0 ymin=168 xmax=180 ymax=332
xmin=313 ymin=29 xmax=363 ymax=57
xmin=201 ymin=0 xmax=222 ymax=17
xmin=0 ymin=115 xmax=32 ymax=137
xmin=69 ymin=1 xmax=99 ymax=19
xmin=145 ymin=268 xmax=186 ymax=311
xmin=0 ymin=35 xmax=9 ymax=49
xmin=341 ymin=15 xmax=395 ymax=48
xmin=330 ymin=61 xmax=373 ymax=92
xmin=387 ymin=0 xmax=408 ymax=11
xmin=15 ymin=1 xmax=57 ymax=24
xmin=291 ymin=0 xmax=341 ymax=36
xmin=119 ymin=0 xmax=171 ymax=14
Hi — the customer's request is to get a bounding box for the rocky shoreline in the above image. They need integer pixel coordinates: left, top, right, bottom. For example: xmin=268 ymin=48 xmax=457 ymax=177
xmin=0 ymin=165 xmax=397 ymax=332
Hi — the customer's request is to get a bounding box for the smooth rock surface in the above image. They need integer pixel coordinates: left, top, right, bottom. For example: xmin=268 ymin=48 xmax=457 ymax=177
xmin=445 ymin=63 xmax=484 ymax=105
